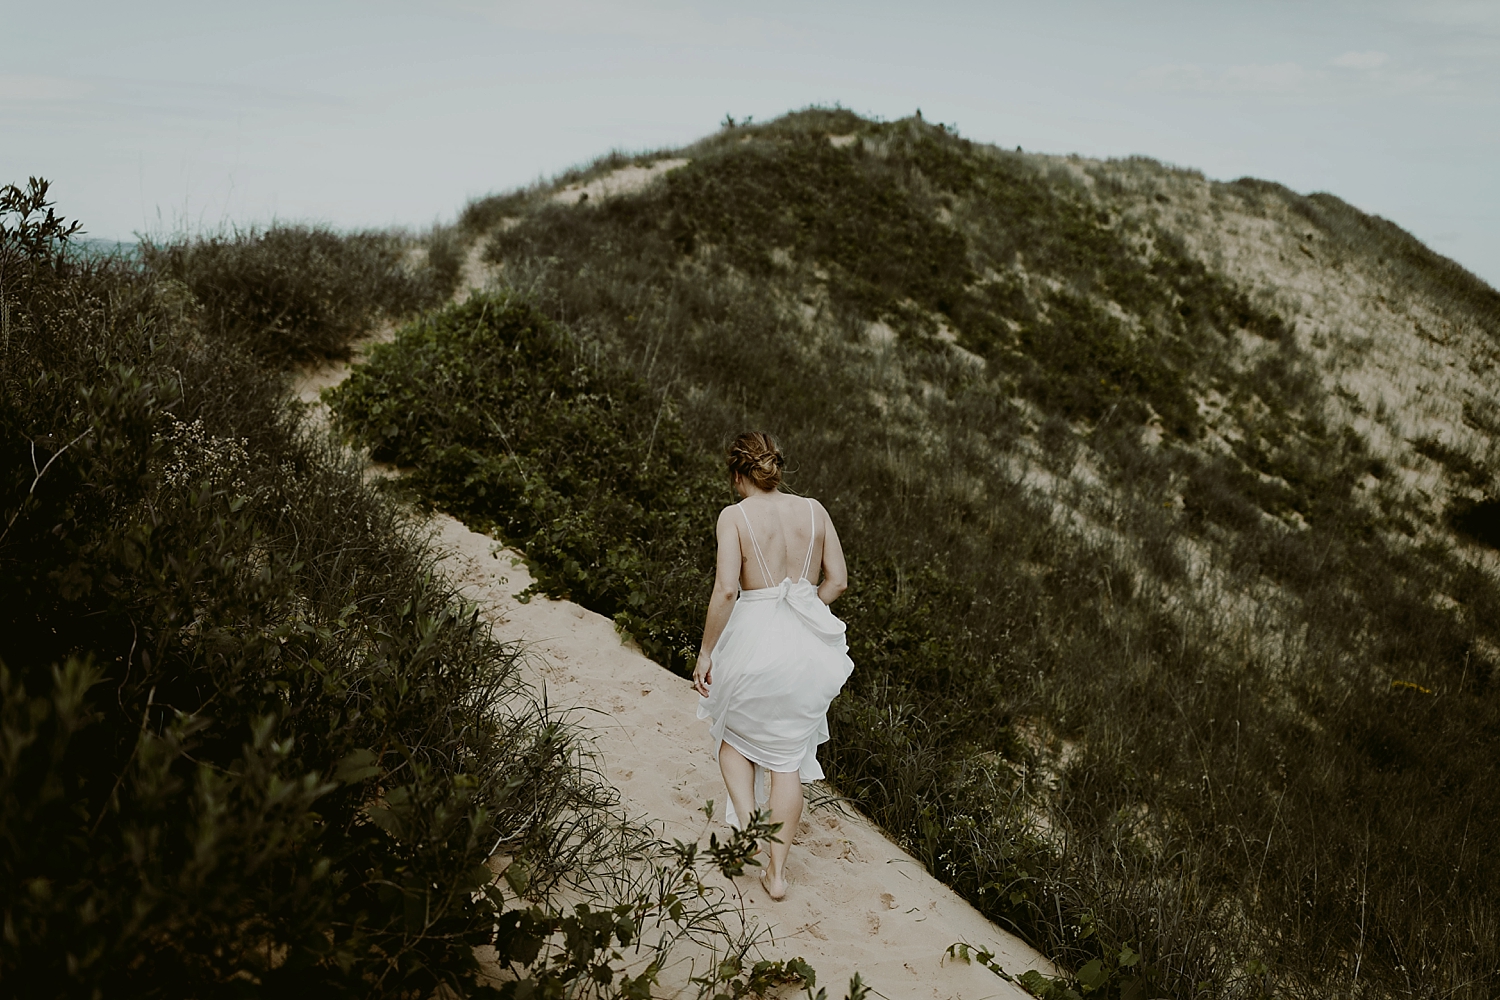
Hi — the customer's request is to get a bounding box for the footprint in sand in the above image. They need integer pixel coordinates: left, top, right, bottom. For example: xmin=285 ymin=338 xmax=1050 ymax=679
xmin=808 ymin=835 xmax=863 ymax=863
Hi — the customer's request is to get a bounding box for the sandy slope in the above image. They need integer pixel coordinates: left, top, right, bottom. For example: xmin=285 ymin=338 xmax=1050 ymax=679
xmin=552 ymin=158 xmax=689 ymax=205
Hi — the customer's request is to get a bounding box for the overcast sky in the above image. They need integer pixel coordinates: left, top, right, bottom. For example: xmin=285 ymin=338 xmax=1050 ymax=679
xmin=3 ymin=0 xmax=1497 ymax=286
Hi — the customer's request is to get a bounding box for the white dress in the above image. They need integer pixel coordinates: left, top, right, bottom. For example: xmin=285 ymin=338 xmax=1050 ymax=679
xmin=696 ymin=497 xmax=855 ymax=827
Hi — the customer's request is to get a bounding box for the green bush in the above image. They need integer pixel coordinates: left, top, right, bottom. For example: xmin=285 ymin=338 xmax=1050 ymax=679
xmin=0 ymin=192 xmax=609 ymax=995
xmin=328 ymin=295 xmax=723 ymax=673
xmin=141 ymin=224 xmax=456 ymax=365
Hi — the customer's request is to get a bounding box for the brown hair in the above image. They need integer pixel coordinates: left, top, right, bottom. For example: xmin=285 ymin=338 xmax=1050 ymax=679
xmin=726 ymin=431 xmax=784 ymax=491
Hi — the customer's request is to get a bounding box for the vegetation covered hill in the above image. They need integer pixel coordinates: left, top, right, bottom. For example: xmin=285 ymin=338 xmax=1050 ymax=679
xmin=330 ymin=108 xmax=1500 ymax=999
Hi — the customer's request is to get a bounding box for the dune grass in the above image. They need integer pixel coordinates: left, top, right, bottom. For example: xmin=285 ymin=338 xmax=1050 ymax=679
xmin=329 ymin=110 xmax=1500 ymax=998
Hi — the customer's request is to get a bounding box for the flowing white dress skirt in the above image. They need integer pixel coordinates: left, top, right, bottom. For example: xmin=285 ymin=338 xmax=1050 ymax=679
xmin=696 ymin=576 xmax=855 ymax=827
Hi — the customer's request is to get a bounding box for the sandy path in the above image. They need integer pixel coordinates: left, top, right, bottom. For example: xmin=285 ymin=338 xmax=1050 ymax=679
xmin=552 ymin=158 xmax=689 ymax=205
xmin=428 ymin=518 xmax=1048 ymax=999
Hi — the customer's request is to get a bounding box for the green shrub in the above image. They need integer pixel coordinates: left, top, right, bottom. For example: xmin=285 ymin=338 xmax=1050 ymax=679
xmin=141 ymin=224 xmax=455 ymax=365
xmin=328 ymin=295 xmax=723 ymax=673
xmin=0 ymin=192 xmax=644 ymax=996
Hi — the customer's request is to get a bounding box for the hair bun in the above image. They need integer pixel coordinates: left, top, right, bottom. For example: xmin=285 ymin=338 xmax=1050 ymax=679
xmin=727 ymin=431 xmax=785 ymax=491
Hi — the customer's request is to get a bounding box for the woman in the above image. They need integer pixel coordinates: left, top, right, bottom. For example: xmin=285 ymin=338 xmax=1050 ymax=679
xmin=693 ymin=432 xmax=854 ymax=901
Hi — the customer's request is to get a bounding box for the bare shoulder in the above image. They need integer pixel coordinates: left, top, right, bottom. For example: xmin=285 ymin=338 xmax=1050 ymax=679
xmin=716 ymin=504 xmax=742 ymax=527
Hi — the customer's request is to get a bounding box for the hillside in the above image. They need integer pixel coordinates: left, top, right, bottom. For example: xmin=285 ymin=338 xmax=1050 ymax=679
xmin=324 ymin=108 xmax=1500 ymax=999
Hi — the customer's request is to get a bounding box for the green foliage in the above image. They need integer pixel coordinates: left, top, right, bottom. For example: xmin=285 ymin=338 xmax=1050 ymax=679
xmin=327 ymin=295 xmax=724 ymax=672
xmin=486 ymin=808 xmax=799 ymax=1000
xmin=140 ymin=223 xmax=456 ymax=365
xmin=2 ymin=177 xmax=87 ymax=362
xmin=1413 ymin=434 xmax=1489 ymax=488
xmin=1 ymin=177 xmax=82 ymax=262
xmin=663 ymin=131 xmax=972 ymax=321
xmin=425 ymin=223 xmax=468 ymax=298
xmin=949 ymin=939 xmax=1159 ymax=1000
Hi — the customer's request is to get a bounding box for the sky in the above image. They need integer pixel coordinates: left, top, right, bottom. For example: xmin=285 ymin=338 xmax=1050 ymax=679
xmin=3 ymin=0 xmax=1498 ymax=286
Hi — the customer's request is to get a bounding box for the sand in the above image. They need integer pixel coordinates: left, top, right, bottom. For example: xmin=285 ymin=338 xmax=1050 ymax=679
xmin=552 ymin=158 xmax=690 ymax=206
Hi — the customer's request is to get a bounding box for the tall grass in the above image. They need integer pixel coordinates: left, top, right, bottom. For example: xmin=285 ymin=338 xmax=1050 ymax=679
xmin=332 ymin=110 xmax=1500 ymax=998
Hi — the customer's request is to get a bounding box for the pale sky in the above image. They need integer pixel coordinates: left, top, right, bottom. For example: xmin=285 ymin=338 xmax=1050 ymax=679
xmin=4 ymin=0 xmax=1498 ymax=287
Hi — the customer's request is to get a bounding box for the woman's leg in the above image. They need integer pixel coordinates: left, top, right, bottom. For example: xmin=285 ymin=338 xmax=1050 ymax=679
xmin=717 ymin=741 xmax=756 ymax=832
xmin=763 ymin=769 xmax=803 ymax=900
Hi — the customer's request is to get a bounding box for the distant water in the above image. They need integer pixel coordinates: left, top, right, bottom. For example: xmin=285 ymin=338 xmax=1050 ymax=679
xmin=71 ymin=237 xmax=140 ymax=260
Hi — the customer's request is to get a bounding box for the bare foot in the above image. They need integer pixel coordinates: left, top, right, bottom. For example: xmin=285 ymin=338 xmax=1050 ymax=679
xmin=762 ymin=869 xmax=788 ymax=901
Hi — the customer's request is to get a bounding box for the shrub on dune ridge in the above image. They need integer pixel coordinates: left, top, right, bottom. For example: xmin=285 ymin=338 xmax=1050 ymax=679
xmin=141 ymin=223 xmax=460 ymax=365
xmin=328 ymin=294 xmax=724 ymax=674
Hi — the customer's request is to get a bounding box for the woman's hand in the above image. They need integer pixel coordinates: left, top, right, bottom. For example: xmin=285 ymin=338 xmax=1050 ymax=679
xmin=693 ymin=654 xmax=712 ymax=698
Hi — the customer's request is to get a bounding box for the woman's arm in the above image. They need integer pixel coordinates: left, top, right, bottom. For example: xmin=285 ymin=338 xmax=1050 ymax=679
xmin=693 ymin=507 xmax=742 ymax=697
xmin=816 ymin=501 xmax=848 ymax=606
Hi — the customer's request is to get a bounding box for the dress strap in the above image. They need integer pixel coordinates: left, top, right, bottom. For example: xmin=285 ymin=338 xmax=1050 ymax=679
xmin=800 ymin=497 xmax=816 ymax=582
xmin=738 ymin=503 xmax=775 ymax=588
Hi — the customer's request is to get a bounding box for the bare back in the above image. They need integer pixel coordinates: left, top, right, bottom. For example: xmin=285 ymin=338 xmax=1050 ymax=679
xmin=733 ymin=493 xmax=822 ymax=590
xmin=708 ymin=489 xmax=848 ymax=610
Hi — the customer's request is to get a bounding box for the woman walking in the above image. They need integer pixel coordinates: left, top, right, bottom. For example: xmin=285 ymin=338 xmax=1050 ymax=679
xmin=693 ymin=432 xmax=854 ymax=900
